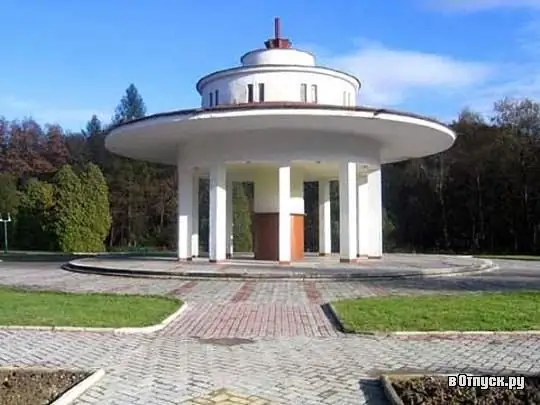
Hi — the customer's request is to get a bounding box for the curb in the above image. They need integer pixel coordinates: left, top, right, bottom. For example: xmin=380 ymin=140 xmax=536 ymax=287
xmin=0 ymin=304 xmax=188 ymax=334
xmin=323 ymin=303 xmax=354 ymax=333
xmin=51 ymin=368 xmax=106 ymax=405
xmin=380 ymin=375 xmax=404 ymax=405
xmin=62 ymin=259 xmax=497 ymax=281
xmin=325 ymin=301 xmax=540 ymax=337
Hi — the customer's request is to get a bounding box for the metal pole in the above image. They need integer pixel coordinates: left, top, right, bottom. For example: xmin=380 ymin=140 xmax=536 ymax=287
xmin=1 ymin=214 xmax=11 ymax=254
xmin=3 ymin=221 xmax=7 ymax=253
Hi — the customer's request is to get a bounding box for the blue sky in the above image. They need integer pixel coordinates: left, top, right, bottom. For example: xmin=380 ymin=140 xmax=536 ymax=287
xmin=0 ymin=0 xmax=538 ymax=131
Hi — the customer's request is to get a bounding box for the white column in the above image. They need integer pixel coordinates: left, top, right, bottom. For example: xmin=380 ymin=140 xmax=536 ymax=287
xmin=357 ymin=175 xmax=369 ymax=257
xmin=209 ymin=164 xmax=227 ymax=262
xmin=177 ymin=167 xmax=193 ymax=261
xmin=278 ymin=165 xmax=291 ymax=263
xmin=339 ymin=162 xmax=357 ymax=262
xmin=191 ymin=176 xmax=199 ymax=258
xmin=318 ymin=180 xmax=332 ymax=256
xmin=367 ymin=168 xmax=383 ymax=258
xmin=226 ymin=178 xmax=234 ymax=258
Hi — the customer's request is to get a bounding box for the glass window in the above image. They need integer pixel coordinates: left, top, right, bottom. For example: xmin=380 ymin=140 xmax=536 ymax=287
xmin=247 ymin=84 xmax=254 ymax=103
xmin=300 ymin=83 xmax=307 ymax=102
xmin=258 ymin=83 xmax=265 ymax=102
xmin=311 ymin=84 xmax=318 ymax=103
xmin=215 ymin=90 xmax=219 ymax=105
xmin=209 ymin=92 xmax=213 ymax=107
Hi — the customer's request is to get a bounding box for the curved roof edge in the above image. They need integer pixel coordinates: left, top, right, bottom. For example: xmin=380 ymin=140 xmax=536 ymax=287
xmin=106 ymin=103 xmax=453 ymax=135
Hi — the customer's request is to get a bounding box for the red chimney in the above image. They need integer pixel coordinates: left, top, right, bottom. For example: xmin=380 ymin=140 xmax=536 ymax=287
xmin=265 ymin=17 xmax=292 ymax=49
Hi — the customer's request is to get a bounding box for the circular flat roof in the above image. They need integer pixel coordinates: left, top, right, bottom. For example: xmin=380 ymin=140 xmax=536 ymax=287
xmin=105 ymin=103 xmax=456 ymax=166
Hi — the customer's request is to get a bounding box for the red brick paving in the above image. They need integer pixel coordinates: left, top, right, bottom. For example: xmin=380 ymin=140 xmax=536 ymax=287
xmin=160 ymin=302 xmax=339 ymax=337
xmin=230 ymin=281 xmax=256 ymax=303
xmin=304 ymin=281 xmax=323 ymax=304
xmin=168 ymin=281 xmax=198 ymax=295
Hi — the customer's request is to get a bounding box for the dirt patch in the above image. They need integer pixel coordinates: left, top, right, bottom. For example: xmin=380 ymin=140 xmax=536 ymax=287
xmin=391 ymin=376 xmax=540 ymax=405
xmin=0 ymin=368 xmax=89 ymax=405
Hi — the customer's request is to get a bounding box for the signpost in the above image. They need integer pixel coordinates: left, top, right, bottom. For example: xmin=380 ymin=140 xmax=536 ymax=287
xmin=0 ymin=214 xmax=11 ymax=253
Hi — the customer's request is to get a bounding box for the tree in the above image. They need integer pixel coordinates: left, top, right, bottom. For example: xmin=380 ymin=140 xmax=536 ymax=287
xmin=106 ymin=84 xmax=156 ymax=248
xmin=232 ymin=182 xmax=252 ymax=252
xmin=0 ymin=173 xmax=19 ymax=217
xmin=3 ymin=119 xmax=51 ymax=177
xmin=50 ymin=165 xmax=86 ymax=252
xmin=15 ymin=178 xmax=55 ymax=250
xmin=82 ymin=115 xmax=107 ymax=167
xmin=112 ymin=84 xmax=147 ymax=124
xmin=43 ymin=124 xmax=69 ymax=170
xmin=79 ymin=163 xmax=112 ymax=251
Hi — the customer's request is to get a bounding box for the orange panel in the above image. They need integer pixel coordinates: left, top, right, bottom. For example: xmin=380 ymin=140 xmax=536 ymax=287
xmin=290 ymin=214 xmax=305 ymax=261
xmin=252 ymin=213 xmax=305 ymax=262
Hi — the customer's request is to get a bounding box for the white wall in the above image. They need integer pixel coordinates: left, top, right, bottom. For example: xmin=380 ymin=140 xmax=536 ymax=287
xmin=253 ymin=167 xmax=304 ymax=214
xmin=199 ymin=67 xmax=358 ymax=108
xmin=241 ymin=48 xmax=316 ymax=67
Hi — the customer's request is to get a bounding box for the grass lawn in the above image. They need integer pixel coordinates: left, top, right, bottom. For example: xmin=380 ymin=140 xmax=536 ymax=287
xmin=0 ymin=287 xmax=182 ymax=328
xmin=475 ymin=254 xmax=540 ymax=261
xmin=331 ymin=292 xmax=540 ymax=333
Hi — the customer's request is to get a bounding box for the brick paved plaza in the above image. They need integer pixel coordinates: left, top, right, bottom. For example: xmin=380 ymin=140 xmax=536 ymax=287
xmin=0 ymin=260 xmax=539 ymax=404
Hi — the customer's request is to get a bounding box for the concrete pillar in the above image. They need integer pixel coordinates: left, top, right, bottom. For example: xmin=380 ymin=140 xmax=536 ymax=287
xmin=318 ymin=180 xmax=332 ymax=256
xmin=357 ymin=175 xmax=369 ymax=257
xmin=339 ymin=162 xmax=357 ymax=262
xmin=252 ymin=166 xmax=304 ymax=261
xmin=177 ymin=167 xmax=193 ymax=261
xmin=191 ymin=176 xmax=199 ymax=258
xmin=209 ymin=164 xmax=227 ymax=262
xmin=226 ymin=177 xmax=234 ymax=258
xmin=368 ymin=168 xmax=383 ymax=258
xmin=278 ymin=165 xmax=291 ymax=264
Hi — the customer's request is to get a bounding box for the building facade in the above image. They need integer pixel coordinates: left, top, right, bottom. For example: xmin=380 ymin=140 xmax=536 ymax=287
xmin=105 ymin=18 xmax=456 ymax=264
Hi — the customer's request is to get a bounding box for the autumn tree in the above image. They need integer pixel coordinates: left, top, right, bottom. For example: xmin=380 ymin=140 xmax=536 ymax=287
xmin=43 ymin=124 xmax=69 ymax=170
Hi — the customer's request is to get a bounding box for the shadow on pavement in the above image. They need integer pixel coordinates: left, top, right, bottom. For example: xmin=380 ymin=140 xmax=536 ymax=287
xmin=358 ymin=378 xmax=389 ymax=405
xmin=367 ymin=263 xmax=540 ymax=294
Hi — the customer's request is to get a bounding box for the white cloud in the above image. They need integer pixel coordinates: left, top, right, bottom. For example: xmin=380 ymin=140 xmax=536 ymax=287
xmin=314 ymin=40 xmax=494 ymax=107
xmin=301 ymin=15 xmax=540 ymax=120
xmin=423 ymin=0 xmax=540 ymax=12
xmin=0 ymin=97 xmax=109 ymax=131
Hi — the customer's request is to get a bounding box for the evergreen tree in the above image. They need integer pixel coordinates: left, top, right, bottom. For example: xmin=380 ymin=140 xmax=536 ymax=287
xmin=233 ymin=182 xmax=252 ymax=252
xmin=80 ymin=163 xmax=112 ymax=251
xmin=15 ymin=179 xmax=55 ymax=250
xmin=0 ymin=173 xmax=19 ymax=217
xmin=83 ymin=115 xmax=107 ymax=167
xmin=113 ymin=84 xmax=147 ymax=124
xmin=107 ymin=84 xmax=150 ymax=247
xmin=51 ymin=165 xmax=86 ymax=252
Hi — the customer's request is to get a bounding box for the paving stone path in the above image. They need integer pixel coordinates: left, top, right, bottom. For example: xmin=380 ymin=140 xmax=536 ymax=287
xmin=0 ymin=260 xmax=539 ymax=404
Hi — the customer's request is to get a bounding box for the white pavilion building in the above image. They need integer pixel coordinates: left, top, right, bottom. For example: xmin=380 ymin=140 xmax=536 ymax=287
xmin=105 ymin=18 xmax=456 ymax=264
